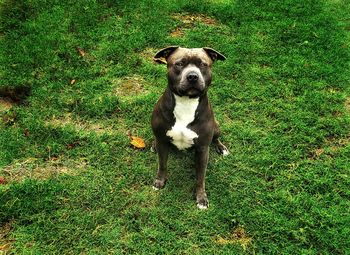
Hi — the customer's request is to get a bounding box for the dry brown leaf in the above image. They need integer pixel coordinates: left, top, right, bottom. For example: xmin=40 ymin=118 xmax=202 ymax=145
xmin=76 ymin=47 xmax=86 ymax=57
xmin=67 ymin=143 xmax=76 ymax=150
xmin=0 ymin=176 xmax=7 ymax=184
xmin=70 ymin=79 xmax=76 ymax=85
xmin=24 ymin=128 xmax=30 ymax=137
xmin=130 ymin=136 xmax=146 ymax=149
xmin=50 ymin=156 xmax=59 ymax=161
xmin=0 ymin=243 xmax=12 ymax=251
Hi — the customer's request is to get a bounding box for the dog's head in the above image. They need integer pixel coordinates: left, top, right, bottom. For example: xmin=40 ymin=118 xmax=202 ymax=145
xmin=154 ymin=46 xmax=226 ymax=98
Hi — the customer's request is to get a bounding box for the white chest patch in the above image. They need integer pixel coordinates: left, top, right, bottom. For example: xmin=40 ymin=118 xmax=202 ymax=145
xmin=166 ymin=94 xmax=199 ymax=150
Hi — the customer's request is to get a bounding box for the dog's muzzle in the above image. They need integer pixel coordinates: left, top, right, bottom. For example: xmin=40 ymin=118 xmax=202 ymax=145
xmin=187 ymin=72 xmax=199 ymax=83
xmin=179 ymin=67 xmax=205 ymax=97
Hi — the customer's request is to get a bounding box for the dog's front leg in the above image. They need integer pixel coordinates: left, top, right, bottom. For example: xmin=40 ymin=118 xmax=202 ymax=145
xmin=153 ymin=139 xmax=169 ymax=190
xmin=195 ymin=146 xmax=209 ymax=209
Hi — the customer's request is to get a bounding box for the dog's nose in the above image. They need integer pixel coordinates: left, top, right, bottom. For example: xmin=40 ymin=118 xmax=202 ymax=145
xmin=187 ymin=72 xmax=199 ymax=82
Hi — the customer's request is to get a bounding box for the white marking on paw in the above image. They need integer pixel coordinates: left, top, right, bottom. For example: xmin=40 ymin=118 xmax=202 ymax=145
xmin=197 ymin=203 xmax=209 ymax=210
xmin=152 ymin=186 xmax=160 ymax=191
xmin=166 ymin=94 xmax=199 ymax=150
xmin=222 ymin=149 xmax=229 ymax=156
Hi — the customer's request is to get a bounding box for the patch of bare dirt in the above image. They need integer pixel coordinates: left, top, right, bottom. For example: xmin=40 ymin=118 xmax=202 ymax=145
xmin=172 ymin=13 xmax=218 ymax=26
xmin=214 ymin=227 xmax=252 ymax=250
xmin=1 ymin=157 xmax=88 ymax=183
xmin=345 ymin=96 xmax=350 ymax=113
xmin=170 ymin=13 xmax=219 ymax=37
xmin=327 ymin=135 xmax=350 ymax=152
xmin=0 ymin=98 xmax=14 ymax=112
xmin=170 ymin=27 xmax=185 ymax=37
xmin=113 ymin=75 xmax=147 ymax=98
xmin=309 ymin=134 xmax=350 ymax=160
xmin=139 ymin=47 xmax=157 ymax=62
xmin=309 ymin=97 xmax=350 ymax=159
xmin=46 ymin=113 xmax=126 ymax=136
xmin=0 ymin=221 xmax=15 ymax=254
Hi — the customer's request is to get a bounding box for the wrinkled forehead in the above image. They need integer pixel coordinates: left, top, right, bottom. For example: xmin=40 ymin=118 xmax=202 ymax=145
xmin=168 ymin=48 xmax=212 ymax=64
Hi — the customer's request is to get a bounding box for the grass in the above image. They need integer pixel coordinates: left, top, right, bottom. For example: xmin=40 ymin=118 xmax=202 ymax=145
xmin=0 ymin=0 xmax=349 ymax=254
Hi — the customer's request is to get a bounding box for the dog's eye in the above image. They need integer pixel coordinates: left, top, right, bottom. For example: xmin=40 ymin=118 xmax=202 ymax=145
xmin=175 ymin=62 xmax=184 ymax=67
xmin=200 ymin=62 xmax=208 ymax=67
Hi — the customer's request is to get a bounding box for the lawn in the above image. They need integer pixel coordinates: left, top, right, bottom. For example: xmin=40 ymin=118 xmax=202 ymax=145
xmin=0 ymin=0 xmax=349 ymax=254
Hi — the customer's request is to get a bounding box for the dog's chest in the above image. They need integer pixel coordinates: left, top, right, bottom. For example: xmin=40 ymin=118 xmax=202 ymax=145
xmin=166 ymin=95 xmax=199 ymax=150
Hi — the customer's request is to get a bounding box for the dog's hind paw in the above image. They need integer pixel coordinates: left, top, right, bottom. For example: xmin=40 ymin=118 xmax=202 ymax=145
xmin=196 ymin=192 xmax=209 ymax=210
xmin=153 ymin=178 xmax=166 ymax=190
xmin=215 ymin=141 xmax=229 ymax=156
xmin=197 ymin=202 xmax=209 ymax=210
xmin=222 ymin=148 xmax=229 ymax=156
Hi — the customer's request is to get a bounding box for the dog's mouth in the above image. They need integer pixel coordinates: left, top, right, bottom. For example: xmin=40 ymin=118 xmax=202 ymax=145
xmin=178 ymin=87 xmax=203 ymax=98
xmin=186 ymin=88 xmax=201 ymax=97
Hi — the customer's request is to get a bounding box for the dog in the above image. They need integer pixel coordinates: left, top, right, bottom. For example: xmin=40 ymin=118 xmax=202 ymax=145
xmin=151 ymin=46 xmax=229 ymax=209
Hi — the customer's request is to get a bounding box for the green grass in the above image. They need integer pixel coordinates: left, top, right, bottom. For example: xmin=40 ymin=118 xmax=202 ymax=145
xmin=1 ymin=0 xmax=350 ymax=254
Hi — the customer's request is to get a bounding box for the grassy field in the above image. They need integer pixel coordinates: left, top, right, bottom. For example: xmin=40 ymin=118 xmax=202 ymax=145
xmin=1 ymin=0 xmax=350 ymax=254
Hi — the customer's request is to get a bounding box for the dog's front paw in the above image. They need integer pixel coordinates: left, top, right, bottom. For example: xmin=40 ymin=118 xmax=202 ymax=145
xmin=150 ymin=140 xmax=157 ymax=153
xmin=196 ymin=192 xmax=209 ymax=210
xmin=152 ymin=178 xmax=166 ymax=190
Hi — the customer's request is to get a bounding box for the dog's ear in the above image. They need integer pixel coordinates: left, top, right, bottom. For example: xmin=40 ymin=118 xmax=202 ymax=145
xmin=203 ymin=47 xmax=226 ymax=62
xmin=153 ymin=46 xmax=179 ymax=64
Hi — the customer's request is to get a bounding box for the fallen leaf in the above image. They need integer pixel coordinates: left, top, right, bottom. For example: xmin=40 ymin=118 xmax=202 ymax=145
xmin=67 ymin=141 xmax=80 ymax=150
xmin=70 ymin=79 xmax=76 ymax=85
xmin=114 ymin=107 xmax=121 ymax=114
xmin=130 ymin=136 xmax=146 ymax=149
xmin=76 ymin=47 xmax=86 ymax=57
xmin=67 ymin=143 xmax=76 ymax=149
xmin=24 ymin=128 xmax=30 ymax=137
xmin=50 ymin=156 xmax=59 ymax=161
xmin=0 ymin=243 xmax=12 ymax=250
xmin=0 ymin=176 xmax=7 ymax=184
